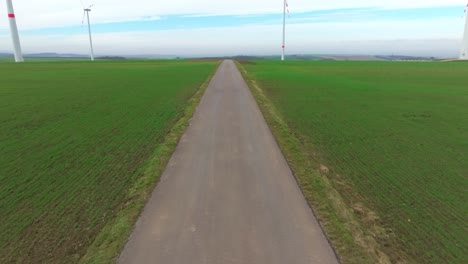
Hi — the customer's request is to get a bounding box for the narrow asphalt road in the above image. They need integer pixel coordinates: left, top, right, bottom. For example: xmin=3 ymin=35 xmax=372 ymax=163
xmin=118 ymin=60 xmax=339 ymax=264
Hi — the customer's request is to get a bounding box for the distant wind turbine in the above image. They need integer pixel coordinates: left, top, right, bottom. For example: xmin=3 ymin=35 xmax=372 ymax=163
xmin=82 ymin=3 xmax=95 ymax=61
xmin=460 ymin=3 xmax=468 ymax=60
xmin=6 ymin=0 xmax=24 ymax=62
xmin=281 ymin=0 xmax=286 ymax=61
xmin=281 ymin=0 xmax=290 ymax=61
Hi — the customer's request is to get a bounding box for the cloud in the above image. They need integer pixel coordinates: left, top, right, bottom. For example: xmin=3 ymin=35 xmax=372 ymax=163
xmin=141 ymin=16 xmax=162 ymax=21
xmin=0 ymin=17 xmax=461 ymax=57
xmin=0 ymin=0 xmax=466 ymax=30
xmin=0 ymin=1 xmax=466 ymax=56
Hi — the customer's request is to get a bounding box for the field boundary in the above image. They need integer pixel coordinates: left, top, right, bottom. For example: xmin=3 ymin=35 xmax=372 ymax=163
xmin=79 ymin=62 xmax=220 ymax=264
xmin=236 ymin=61 xmax=399 ymax=264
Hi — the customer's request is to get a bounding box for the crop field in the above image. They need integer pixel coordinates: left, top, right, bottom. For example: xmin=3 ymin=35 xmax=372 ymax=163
xmin=241 ymin=61 xmax=467 ymax=263
xmin=0 ymin=60 xmax=217 ymax=263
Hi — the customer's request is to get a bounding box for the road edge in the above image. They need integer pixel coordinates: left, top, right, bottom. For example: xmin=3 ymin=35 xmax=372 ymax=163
xmin=79 ymin=61 xmax=220 ymax=264
xmin=236 ymin=61 xmax=394 ymax=264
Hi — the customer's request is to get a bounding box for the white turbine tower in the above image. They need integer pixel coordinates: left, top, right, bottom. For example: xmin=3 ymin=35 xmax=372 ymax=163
xmin=281 ymin=0 xmax=286 ymax=61
xmin=460 ymin=4 xmax=468 ymax=60
xmin=6 ymin=0 xmax=24 ymax=62
xmin=82 ymin=4 xmax=95 ymax=61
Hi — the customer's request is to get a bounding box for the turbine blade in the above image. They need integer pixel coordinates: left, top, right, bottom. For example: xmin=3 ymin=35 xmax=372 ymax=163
xmin=81 ymin=11 xmax=86 ymax=24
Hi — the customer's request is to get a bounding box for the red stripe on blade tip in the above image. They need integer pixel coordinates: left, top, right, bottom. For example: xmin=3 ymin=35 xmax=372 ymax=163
xmin=8 ymin=14 xmax=15 ymax=18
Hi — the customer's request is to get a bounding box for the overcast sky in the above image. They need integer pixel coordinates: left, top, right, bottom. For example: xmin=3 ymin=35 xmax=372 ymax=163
xmin=1 ymin=0 xmax=467 ymax=57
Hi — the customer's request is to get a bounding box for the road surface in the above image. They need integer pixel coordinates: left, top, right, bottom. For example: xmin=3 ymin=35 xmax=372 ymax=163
xmin=118 ymin=60 xmax=339 ymax=264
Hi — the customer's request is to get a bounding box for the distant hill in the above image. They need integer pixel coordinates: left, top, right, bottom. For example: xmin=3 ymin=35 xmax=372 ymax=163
xmin=0 ymin=53 xmax=181 ymax=60
xmin=375 ymin=55 xmax=438 ymax=61
xmin=0 ymin=52 xmax=88 ymax=59
xmin=96 ymin=56 xmax=127 ymax=60
xmin=193 ymin=54 xmax=441 ymax=61
xmin=26 ymin=53 xmax=88 ymax=58
xmin=0 ymin=52 xmax=446 ymax=61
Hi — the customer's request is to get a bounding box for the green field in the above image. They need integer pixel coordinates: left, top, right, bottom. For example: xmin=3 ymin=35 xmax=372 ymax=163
xmin=241 ymin=61 xmax=467 ymax=263
xmin=0 ymin=60 xmax=217 ymax=263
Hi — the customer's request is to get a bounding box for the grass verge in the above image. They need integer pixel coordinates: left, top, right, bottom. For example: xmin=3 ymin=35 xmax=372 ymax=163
xmin=236 ymin=61 xmax=400 ymax=264
xmin=79 ymin=63 xmax=219 ymax=264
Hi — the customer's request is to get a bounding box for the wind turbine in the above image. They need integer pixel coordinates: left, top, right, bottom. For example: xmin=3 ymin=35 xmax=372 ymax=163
xmin=281 ymin=1 xmax=289 ymax=61
xmin=82 ymin=4 xmax=95 ymax=61
xmin=6 ymin=0 xmax=24 ymax=62
xmin=460 ymin=4 xmax=468 ymax=60
xmin=281 ymin=0 xmax=286 ymax=61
